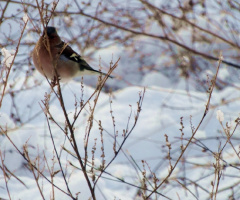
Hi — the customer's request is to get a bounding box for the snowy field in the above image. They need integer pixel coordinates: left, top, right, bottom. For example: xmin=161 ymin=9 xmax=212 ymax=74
xmin=1 ymin=0 xmax=240 ymax=199
xmin=1 ymin=67 xmax=240 ymax=199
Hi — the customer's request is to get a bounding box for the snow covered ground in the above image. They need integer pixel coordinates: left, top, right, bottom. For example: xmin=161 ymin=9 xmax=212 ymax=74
xmin=1 ymin=1 xmax=240 ymax=198
xmin=1 ymin=67 xmax=240 ymax=199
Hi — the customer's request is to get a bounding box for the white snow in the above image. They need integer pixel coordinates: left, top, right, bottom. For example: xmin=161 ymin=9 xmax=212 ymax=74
xmin=23 ymin=13 xmax=29 ymax=23
xmin=1 ymin=48 xmax=15 ymax=68
xmin=0 ymin=73 xmax=239 ymax=199
xmin=216 ymin=110 xmax=224 ymax=122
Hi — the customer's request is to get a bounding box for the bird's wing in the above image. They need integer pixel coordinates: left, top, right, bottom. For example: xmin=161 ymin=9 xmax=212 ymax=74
xmin=55 ymin=42 xmax=113 ymax=78
xmin=55 ymin=42 xmax=96 ymax=72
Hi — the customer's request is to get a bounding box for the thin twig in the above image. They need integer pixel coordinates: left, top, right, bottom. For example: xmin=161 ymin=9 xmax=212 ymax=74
xmin=146 ymin=55 xmax=222 ymax=198
xmin=0 ymin=20 xmax=28 ymax=108
xmin=0 ymin=151 xmax=11 ymax=200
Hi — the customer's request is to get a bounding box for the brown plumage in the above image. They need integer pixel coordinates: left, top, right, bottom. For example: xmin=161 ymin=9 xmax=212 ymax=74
xmin=32 ymin=26 xmax=113 ymax=80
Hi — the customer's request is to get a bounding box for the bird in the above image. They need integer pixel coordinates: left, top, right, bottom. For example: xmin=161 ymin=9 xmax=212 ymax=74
xmin=32 ymin=26 xmax=113 ymax=81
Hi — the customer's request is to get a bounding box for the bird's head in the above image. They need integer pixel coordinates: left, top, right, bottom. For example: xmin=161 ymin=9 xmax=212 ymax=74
xmin=42 ymin=26 xmax=62 ymax=46
xmin=45 ymin=26 xmax=58 ymax=38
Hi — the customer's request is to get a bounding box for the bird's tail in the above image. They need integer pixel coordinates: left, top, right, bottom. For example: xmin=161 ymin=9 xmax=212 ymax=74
xmin=93 ymin=69 xmax=114 ymax=79
xmin=78 ymin=58 xmax=114 ymax=78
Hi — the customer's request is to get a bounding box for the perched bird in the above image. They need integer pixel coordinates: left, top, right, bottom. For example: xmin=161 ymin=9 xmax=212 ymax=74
xmin=32 ymin=26 xmax=113 ymax=80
